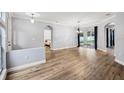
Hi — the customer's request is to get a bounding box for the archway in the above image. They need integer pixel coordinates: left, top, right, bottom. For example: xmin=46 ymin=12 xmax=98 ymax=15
xmin=104 ymin=22 xmax=115 ymax=55
xmin=43 ymin=25 xmax=53 ymax=51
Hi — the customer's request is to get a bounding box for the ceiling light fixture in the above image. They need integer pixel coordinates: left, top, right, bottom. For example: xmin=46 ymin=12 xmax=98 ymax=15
xmin=105 ymin=13 xmax=112 ymax=16
xmin=30 ymin=13 xmax=35 ymax=23
xmin=26 ymin=12 xmax=40 ymax=24
xmin=77 ymin=21 xmax=81 ymax=33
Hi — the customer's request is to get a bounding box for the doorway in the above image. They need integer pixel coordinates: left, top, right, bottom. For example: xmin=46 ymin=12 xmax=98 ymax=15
xmin=78 ymin=27 xmax=95 ymax=49
xmin=105 ymin=23 xmax=115 ymax=55
xmin=43 ymin=25 xmax=53 ymax=60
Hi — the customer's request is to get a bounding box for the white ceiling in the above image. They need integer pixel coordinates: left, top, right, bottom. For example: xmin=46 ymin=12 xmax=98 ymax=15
xmin=12 ymin=12 xmax=115 ymax=27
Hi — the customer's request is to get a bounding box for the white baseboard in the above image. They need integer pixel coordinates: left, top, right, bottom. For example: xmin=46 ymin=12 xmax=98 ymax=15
xmin=0 ymin=69 xmax=7 ymax=80
xmin=52 ymin=46 xmax=77 ymax=50
xmin=115 ymin=59 xmax=124 ymax=66
xmin=7 ymin=60 xmax=46 ymax=72
xmin=97 ymin=48 xmax=107 ymax=52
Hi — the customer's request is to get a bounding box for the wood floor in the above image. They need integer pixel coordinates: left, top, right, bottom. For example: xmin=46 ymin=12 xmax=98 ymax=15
xmin=6 ymin=47 xmax=124 ymax=80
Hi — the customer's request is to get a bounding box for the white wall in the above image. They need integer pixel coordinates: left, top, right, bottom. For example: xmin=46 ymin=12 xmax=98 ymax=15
xmin=97 ymin=13 xmax=124 ymax=65
xmin=97 ymin=16 xmax=115 ymax=51
xmin=12 ymin=17 xmax=77 ymax=50
xmin=80 ymin=27 xmax=94 ymax=32
xmin=12 ymin=18 xmax=45 ymax=49
xmin=114 ymin=13 xmax=124 ymax=64
xmin=7 ymin=47 xmax=45 ymax=69
xmin=52 ymin=25 xmax=77 ymax=49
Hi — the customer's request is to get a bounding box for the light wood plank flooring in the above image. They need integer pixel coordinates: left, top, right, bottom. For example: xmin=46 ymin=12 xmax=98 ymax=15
xmin=6 ymin=47 xmax=124 ymax=80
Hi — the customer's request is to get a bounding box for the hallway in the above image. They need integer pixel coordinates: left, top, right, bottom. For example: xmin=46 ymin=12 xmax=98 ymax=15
xmin=7 ymin=47 xmax=124 ymax=80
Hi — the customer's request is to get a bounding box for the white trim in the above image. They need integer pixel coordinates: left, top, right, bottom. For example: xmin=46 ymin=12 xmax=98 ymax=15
xmin=100 ymin=15 xmax=116 ymax=24
xmin=0 ymin=69 xmax=7 ymax=80
xmin=12 ymin=16 xmax=73 ymax=27
xmin=9 ymin=47 xmax=45 ymax=52
xmin=7 ymin=60 xmax=46 ymax=72
xmin=52 ymin=46 xmax=77 ymax=50
xmin=97 ymin=48 xmax=107 ymax=52
xmin=12 ymin=13 xmax=116 ymax=27
xmin=115 ymin=59 xmax=124 ymax=66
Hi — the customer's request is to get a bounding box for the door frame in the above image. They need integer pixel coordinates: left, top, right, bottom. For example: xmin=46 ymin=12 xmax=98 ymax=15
xmin=94 ymin=26 xmax=98 ymax=50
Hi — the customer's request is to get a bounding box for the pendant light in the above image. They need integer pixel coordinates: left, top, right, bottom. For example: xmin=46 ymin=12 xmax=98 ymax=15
xmin=26 ymin=12 xmax=40 ymax=24
xmin=77 ymin=21 xmax=80 ymax=33
xmin=77 ymin=27 xmax=80 ymax=33
xmin=30 ymin=13 xmax=34 ymax=23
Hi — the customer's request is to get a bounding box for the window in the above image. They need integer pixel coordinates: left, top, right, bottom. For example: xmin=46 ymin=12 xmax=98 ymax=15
xmin=0 ymin=12 xmax=6 ymax=74
xmin=80 ymin=33 xmax=84 ymax=37
xmin=87 ymin=31 xmax=91 ymax=36
xmin=0 ymin=12 xmax=6 ymax=22
xmin=91 ymin=32 xmax=94 ymax=36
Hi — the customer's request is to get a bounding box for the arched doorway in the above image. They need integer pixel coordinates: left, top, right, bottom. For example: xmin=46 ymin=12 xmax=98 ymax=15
xmin=43 ymin=25 xmax=53 ymax=51
xmin=105 ymin=23 xmax=115 ymax=55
